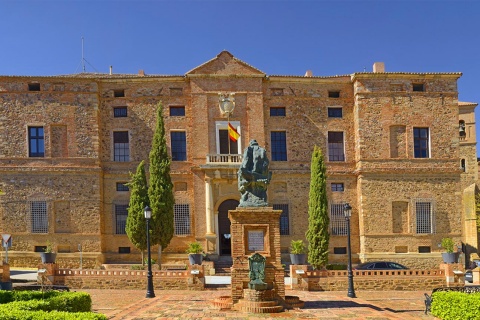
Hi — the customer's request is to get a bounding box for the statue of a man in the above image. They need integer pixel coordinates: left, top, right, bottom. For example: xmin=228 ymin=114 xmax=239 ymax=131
xmin=238 ymin=140 xmax=272 ymax=207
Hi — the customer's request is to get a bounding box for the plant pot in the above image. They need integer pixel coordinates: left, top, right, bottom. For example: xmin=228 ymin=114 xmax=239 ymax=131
xmin=442 ymin=252 xmax=458 ymax=264
xmin=40 ymin=252 xmax=57 ymax=264
xmin=188 ymin=253 xmax=203 ymax=265
xmin=290 ymin=253 xmax=306 ymax=265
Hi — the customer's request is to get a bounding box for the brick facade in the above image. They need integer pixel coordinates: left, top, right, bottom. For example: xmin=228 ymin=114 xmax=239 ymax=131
xmin=0 ymin=51 xmax=477 ymax=269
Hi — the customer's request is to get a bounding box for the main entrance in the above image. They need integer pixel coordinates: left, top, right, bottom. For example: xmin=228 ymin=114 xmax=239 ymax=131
xmin=218 ymin=199 xmax=239 ymax=255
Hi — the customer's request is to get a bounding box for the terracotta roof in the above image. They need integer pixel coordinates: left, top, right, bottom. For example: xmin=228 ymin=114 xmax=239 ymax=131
xmin=185 ymin=50 xmax=265 ymax=75
xmin=459 ymin=101 xmax=478 ymax=106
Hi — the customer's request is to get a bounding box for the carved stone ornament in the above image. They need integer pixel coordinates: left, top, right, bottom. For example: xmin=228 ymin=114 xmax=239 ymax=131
xmin=218 ymin=92 xmax=235 ymax=117
xmin=248 ymin=252 xmax=267 ymax=290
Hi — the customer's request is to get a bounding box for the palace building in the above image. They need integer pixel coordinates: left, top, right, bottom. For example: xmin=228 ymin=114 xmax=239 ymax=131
xmin=0 ymin=51 xmax=477 ymax=269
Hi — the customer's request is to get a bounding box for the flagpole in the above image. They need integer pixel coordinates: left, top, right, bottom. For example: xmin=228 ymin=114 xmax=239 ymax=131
xmin=228 ymin=113 xmax=231 ymax=155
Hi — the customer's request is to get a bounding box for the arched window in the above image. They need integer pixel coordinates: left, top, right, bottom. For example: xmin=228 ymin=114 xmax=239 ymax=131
xmin=459 ymin=120 xmax=466 ymax=137
xmin=461 ymin=159 xmax=466 ymax=172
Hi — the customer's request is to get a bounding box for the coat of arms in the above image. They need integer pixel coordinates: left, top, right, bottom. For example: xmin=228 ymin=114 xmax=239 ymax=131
xmin=218 ymin=93 xmax=235 ymax=117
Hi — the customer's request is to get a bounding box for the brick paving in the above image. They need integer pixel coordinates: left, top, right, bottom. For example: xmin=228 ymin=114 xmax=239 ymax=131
xmin=82 ymin=288 xmax=437 ymax=319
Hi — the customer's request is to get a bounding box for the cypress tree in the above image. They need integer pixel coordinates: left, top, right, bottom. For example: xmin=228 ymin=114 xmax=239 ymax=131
xmin=306 ymin=145 xmax=330 ymax=269
xmin=148 ymin=102 xmax=175 ymax=249
xmin=126 ymin=160 xmax=149 ymax=254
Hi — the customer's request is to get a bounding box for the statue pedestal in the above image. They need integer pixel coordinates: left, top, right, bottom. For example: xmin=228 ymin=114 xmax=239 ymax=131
xmin=228 ymin=207 xmax=285 ymax=306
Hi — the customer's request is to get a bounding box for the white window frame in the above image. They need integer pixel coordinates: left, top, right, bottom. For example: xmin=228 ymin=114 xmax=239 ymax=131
xmin=215 ymin=121 xmax=241 ymax=154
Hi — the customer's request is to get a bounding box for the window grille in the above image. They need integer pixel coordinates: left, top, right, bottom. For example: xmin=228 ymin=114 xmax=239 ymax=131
xmin=115 ymin=204 xmax=128 ymax=234
xmin=113 ymin=131 xmax=129 ymax=162
xmin=30 ymin=200 xmax=48 ymax=233
xmin=328 ymin=132 xmax=345 ymax=161
xmin=174 ymin=204 xmax=190 ymax=235
xmin=271 ymin=131 xmax=287 ymax=161
xmin=171 ymin=131 xmax=187 ymax=161
xmin=414 ymin=199 xmax=435 ymax=234
xmin=273 ymin=204 xmax=289 ymax=235
xmin=330 ymin=203 xmax=347 ymax=235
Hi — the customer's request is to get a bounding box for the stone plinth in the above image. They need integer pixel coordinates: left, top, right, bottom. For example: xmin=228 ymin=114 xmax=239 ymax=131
xmin=228 ymin=207 xmax=284 ymax=304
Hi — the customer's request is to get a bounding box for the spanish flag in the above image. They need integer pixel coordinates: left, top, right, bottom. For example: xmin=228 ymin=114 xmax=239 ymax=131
xmin=228 ymin=123 xmax=240 ymax=142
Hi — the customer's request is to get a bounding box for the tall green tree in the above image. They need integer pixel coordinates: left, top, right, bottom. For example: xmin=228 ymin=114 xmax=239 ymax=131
xmin=148 ymin=102 xmax=175 ymax=249
xmin=306 ymin=145 xmax=330 ymax=269
xmin=126 ymin=160 xmax=149 ymax=256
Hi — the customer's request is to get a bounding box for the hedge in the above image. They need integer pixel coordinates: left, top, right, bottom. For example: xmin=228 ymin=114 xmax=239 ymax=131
xmin=431 ymin=291 xmax=480 ymax=320
xmin=0 ymin=291 xmax=106 ymax=320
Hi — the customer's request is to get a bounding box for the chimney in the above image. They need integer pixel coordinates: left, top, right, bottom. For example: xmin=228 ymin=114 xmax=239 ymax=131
xmin=109 ymin=66 xmax=113 ymax=75
xmin=138 ymin=70 xmax=145 ymax=77
xmin=304 ymin=70 xmax=313 ymax=77
xmin=373 ymin=62 xmax=385 ymax=73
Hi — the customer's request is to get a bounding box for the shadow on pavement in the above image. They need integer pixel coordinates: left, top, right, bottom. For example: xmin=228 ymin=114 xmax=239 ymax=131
xmin=303 ymin=300 xmax=384 ymax=311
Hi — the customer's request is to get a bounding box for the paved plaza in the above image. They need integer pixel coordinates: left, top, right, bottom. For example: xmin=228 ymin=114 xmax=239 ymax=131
xmin=83 ymin=288 xmax=435 ymax=319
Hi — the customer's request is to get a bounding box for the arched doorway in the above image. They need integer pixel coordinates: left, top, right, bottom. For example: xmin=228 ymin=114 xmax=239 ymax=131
xmin=217 ymin=199 xmax=238 ymax=256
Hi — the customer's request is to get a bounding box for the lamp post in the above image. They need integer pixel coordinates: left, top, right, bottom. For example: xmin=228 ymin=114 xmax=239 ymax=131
xmin=344 ymin=203 xmax=356 ymax=298
xmin=144 ymin=206 xmax=155 ymax=298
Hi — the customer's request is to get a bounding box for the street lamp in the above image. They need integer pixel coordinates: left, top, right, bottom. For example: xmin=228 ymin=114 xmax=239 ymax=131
xmin=344 ymin=203 xmax=356 ymax=298
xmin=144 ymin=205 xmax=155 ymax=298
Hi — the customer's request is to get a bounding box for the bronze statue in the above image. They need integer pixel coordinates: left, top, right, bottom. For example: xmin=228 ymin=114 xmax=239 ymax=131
xmin=248 ymin=253 xmax=267 ymax=290
xmin=238 ymin=140 xmax=272 ymax=207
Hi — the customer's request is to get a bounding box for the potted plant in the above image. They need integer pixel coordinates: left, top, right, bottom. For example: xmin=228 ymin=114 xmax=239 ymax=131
xmin=186 ymin=242 xmax=204 ymax=265
xmin=40 ymin=241 xmax=57 ymax=264
xmin=441 ymin=237 xmax=458 ymax=264
xmin=290 ymin=239 xmax=307 ymax=265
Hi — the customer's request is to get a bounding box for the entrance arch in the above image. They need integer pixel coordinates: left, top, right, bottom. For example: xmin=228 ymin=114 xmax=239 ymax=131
xmin=217 ymin=199 xmax=239 ymax=255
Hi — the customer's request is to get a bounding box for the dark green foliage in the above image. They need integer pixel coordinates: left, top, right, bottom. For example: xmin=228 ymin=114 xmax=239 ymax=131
xmin=431 ymin=291 xmax=480 ymax=319
xmin=148 ymin=103 xmax=175 ymax=249
xmin=0 ymin=291 xmax=105 ymax=319
xmin=126 ymin=160 xmax=149 ymax=252
xmin=306 ymin=145 xmax=330 ymax=269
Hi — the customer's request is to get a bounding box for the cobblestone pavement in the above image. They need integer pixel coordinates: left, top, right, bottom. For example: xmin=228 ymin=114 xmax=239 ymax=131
xmin=82 ymin=288 xmax=437 ymax=319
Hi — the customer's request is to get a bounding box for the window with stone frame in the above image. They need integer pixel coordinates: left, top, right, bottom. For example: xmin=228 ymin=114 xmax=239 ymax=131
xmin=327 ymin=107 xmax=343 ymax=118
xmin=113 ymin=131 xmax=130 ymax=162
xmin=114 ymin=204 xmax=128 ymax=234
xmin=413 ymin=127 xmax=429 ymax=158
xmin=271 ymin=131 xmax=287 ymax=161
xmin=331 ymin=183 xmax=344 ymax=192
xmin=328 ymin=131 xmax=345 ymax=161
xmin=29 ymin=200 xmax=48 ymax=233
xmin=330 ymin=203 xmax=347 ymax=235
xmin=174 ymin=203 xmax=190 ymax=235
xmin=171 ymin=131 xmax=187 ymax=161
xmin=169 ymin=106 xmax=185 ymax=116
xmin=414 ymin=199 xmax=435 ymax=234
xmin=273 ymin=204 xmax=289 ymax=235
xmin=28 ymin=126 xmax=45 ymax=157
xmin=270 ymin=107 xmax=286 ymax=117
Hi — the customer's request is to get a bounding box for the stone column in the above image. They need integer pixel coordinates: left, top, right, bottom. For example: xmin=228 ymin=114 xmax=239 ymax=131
xmin=205 ymin=178 xmax=215 ymax=236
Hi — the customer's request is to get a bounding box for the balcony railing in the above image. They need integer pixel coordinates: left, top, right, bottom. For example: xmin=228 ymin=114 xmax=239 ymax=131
xmin=206 ymin=154 xmax=243 ymax=164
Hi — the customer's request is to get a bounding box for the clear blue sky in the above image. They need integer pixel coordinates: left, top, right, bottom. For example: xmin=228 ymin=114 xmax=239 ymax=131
xmin=1 ymin=0 xmax=479 ymax=152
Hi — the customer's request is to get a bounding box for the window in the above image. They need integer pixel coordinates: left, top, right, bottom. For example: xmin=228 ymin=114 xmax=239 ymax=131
xmin=273 ymin=204 xmax=289 ymax=235
xmin=171 ymin=131 xmax=187 ymax=161
xmin=413 ymin=127 xmax=429 ymax=158
xmin=30 ymin=200 xmax=48 ymax=233
xmin=418 ymin=246 xmax=431 ymax=253
xmin=461 ymin=159 xmax=466 ymax=172
xmin=334 ymin=247 xmax=347 ymax=254
xmin=174 ymin=204 xmax=190 ymax=235
xmin=415 ymin=200 xmax=434 ymax=234
xmin=28 ymin=83 xmax=40 ymax=91
xmin=328 ymin=91 xmax=340 ymax=98
xmin=328 ymin=107 xmax=343 ymax=118
xmin=330 ymin=203 xmax=347 ymax=235
xmin=170 ymin=106 xmax=185 ymax=116
xmin=218 ymin=129 xmax=238 ymax=154
xmin=113 ymin=89 xmax=125 ymax=97
xmin=113 ymin=107 xmax=127 ymax=117
xmin=412 ymin=83 xmax=425 ymax=92
xmin=118 ymin=247 xmax=131 ymax=253
xmin=115 ymin=204 xmax=128 ymax=234
xmin=215 ymin=121 xmax=241 ymax=155
xmin=459 ymin=120 xmax=466 ymax=137
xmin=331 ymin=183 xmax=344 ymax=192
xmin=328 ymin=132 xmax=345 ymax=161
xmin=270 ymin=107 xmax=286 ymax=117
xmin=28 ymin=127 xmax=45 ymax=157
xmin=116 ymin=182 xmax=129 ymax=192
xmin=113 ymin=131 xmax=130 ymax=162
xmin=271 ymin=131 xmax=287 ymax=161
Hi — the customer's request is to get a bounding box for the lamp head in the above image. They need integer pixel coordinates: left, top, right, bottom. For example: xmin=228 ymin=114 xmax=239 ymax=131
xmin=144 ymin=206 xmax=152 ymax=219
xmin=343 ymin=203 xmax=352 ymax=218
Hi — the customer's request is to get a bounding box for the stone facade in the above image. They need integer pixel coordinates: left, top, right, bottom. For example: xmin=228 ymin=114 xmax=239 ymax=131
xmin=0 ymin=51 xmax=477 ymax=269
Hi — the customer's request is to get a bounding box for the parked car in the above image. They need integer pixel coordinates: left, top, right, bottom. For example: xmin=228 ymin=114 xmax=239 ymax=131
xmin=465 ymin=270 xmax=473 ymax=283
xmin=354 ymin=261 xmax=408 ymax=270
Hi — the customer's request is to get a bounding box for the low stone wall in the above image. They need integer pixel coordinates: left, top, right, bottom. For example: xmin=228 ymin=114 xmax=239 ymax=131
xmin=41 ymin=264 xmax=205 ymax=290
xmin=289 ymin=265 xmax=446 ymax=291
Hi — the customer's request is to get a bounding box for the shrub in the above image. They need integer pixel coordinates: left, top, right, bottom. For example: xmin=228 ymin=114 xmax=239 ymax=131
xmin=431 ymin=291 xmax=480 ymax=320
xmin=441 ymin=238 xmax=455 ymax=253
xmin=186 ymin=242 xmax=203 ymax=254
xmin=290 ymin=240 xmax=306 ymax=254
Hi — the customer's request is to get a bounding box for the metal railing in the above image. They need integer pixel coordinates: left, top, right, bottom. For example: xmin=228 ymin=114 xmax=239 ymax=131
xmin=206 ymin=154 xmax=243 ymax=164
